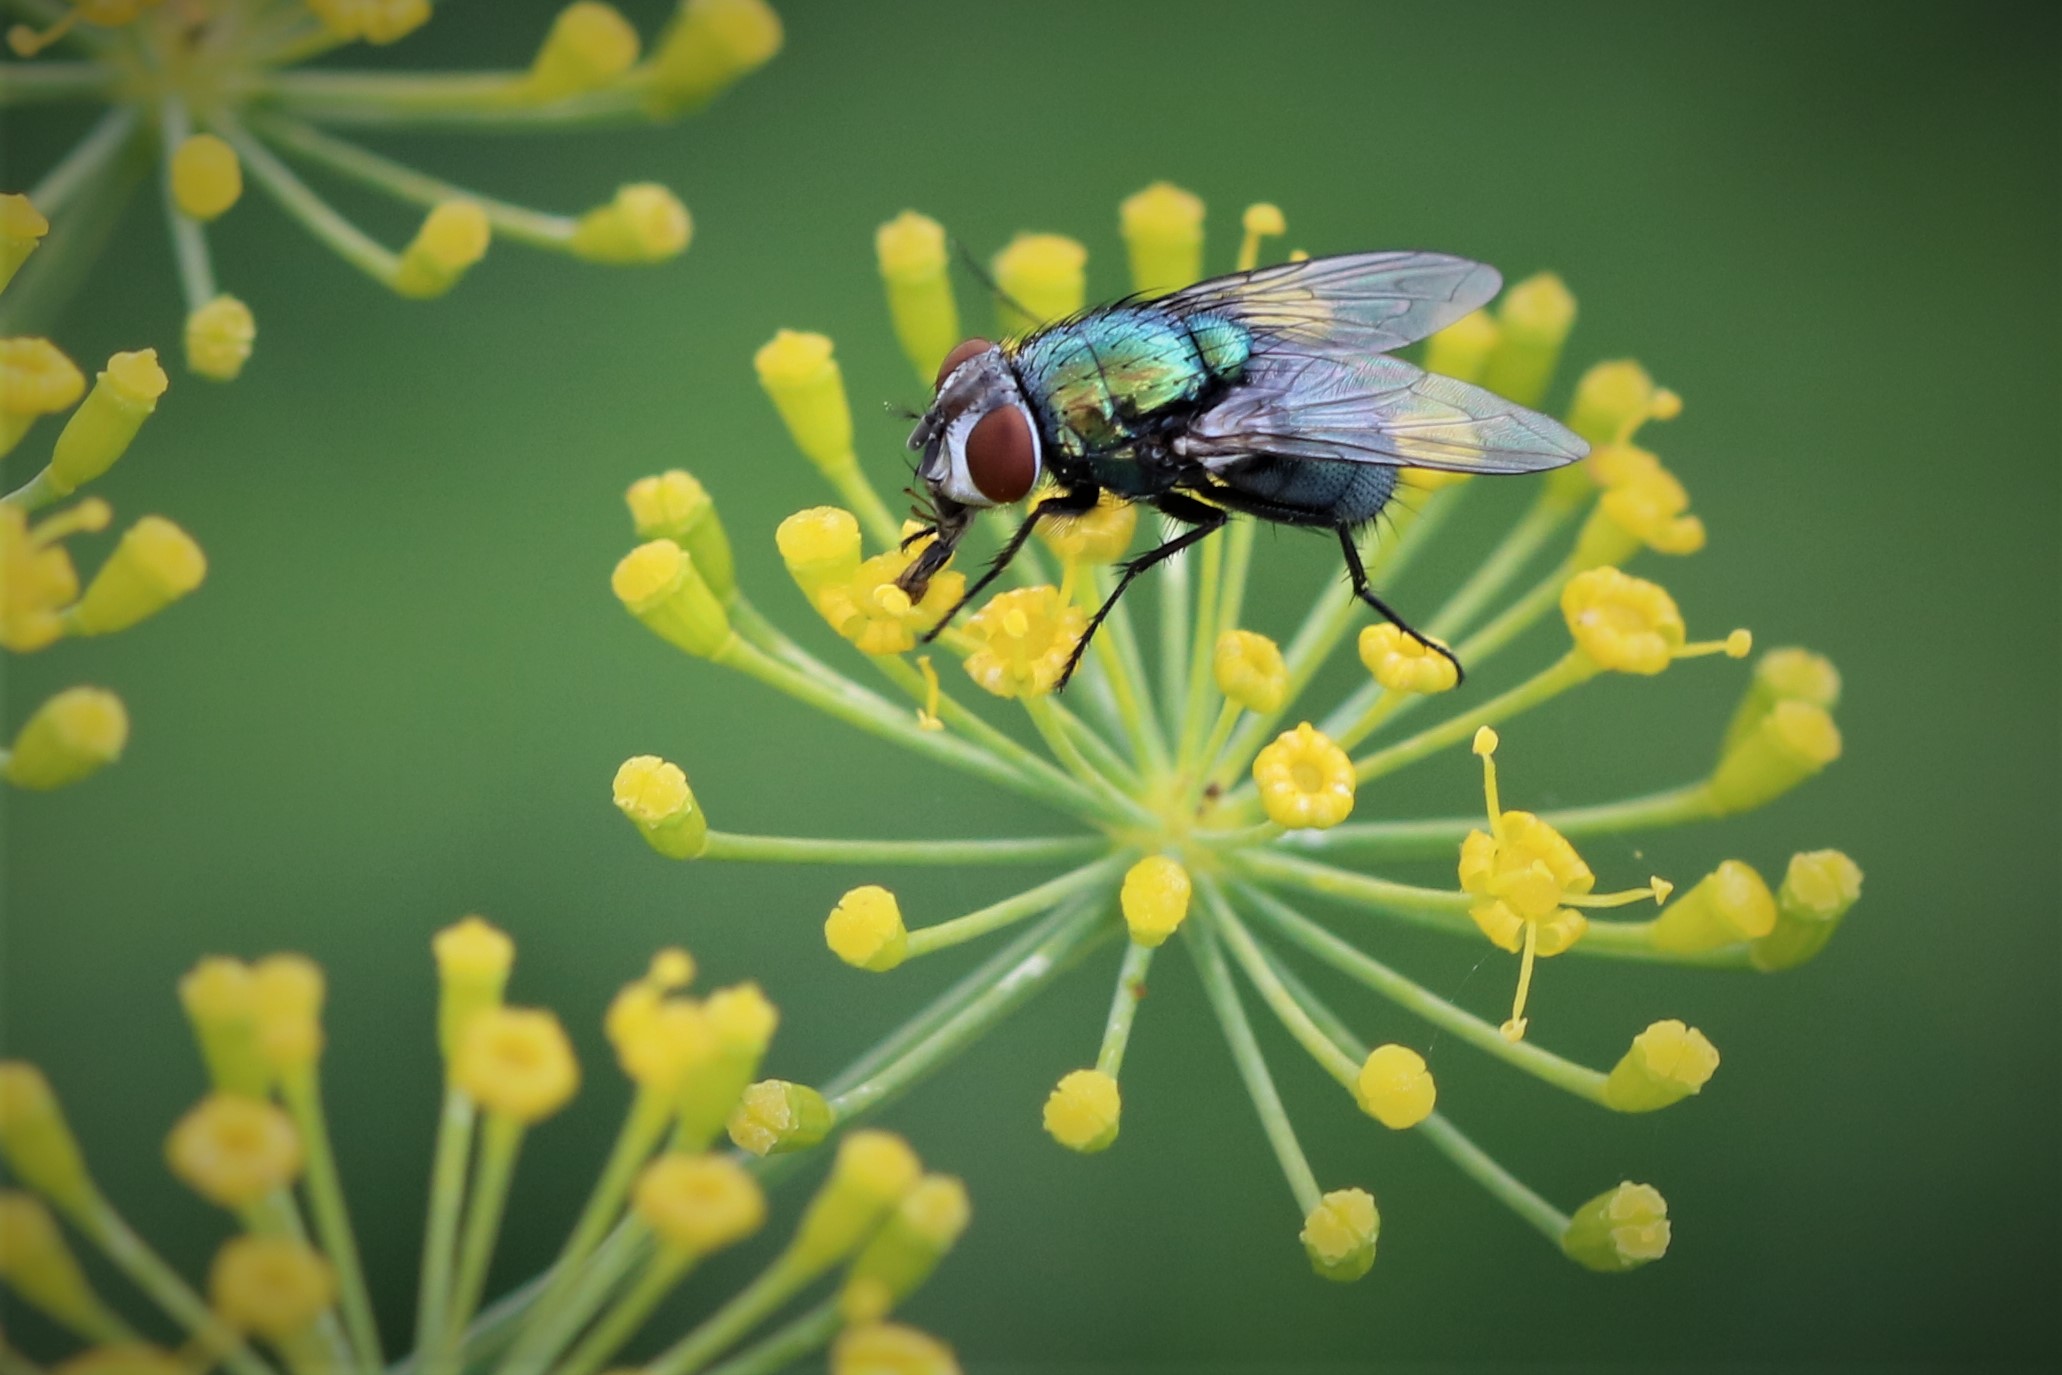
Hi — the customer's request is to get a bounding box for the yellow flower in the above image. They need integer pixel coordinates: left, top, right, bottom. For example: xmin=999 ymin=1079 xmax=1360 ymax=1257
xmin=3 ymin=685 xmax=127 ymax=789
xmin=1479 ymin=272 xmax=1576 ymax=407
xmin=826 ymin=885 xmax=909 ymax=972
xmin=832 ymin=1323 xmax=962 ymax=1375
xmin=391 ymin=200 xmax=491 ymax=298
xmin=627 ymin=469 xmax=733 ymax=597
xmin=170 ymin=134 xmax=242 ymax=221
xmin=1041 ymin=1069 xmax=1120 ymax=1153
xmin=1566 ymin=360 xmax=1681 ymax=448
xmin=178 ymin=957 xmax=269 ymax=1097
xmin=183 ymin=296 xmax=257 ymax=381
xmin=251 ymin=954 xmax=327 ymax=1074
xmin=432 ymin=914 xmax=514 ymax=1060
xmin=1119 ymin=181 xmax=1206 ymax=295
xmin=1214 ymin=629 xmax=1289 ymax=714
xmin=614 ymin=538 xmax=734 ymax=659
xmin=1575 ymin=451 xmax=1706 ymax=564
xmin=308 ymin=0 xmax=432 ymax=45
xmin=0 ymin=1062 xmax=95 ymax=1212
xmin=1 ymin=194 xmax=49 ymax=291
xmin=1561 ymin=1182 xmax=1670 ymax=1272
xmin=165 ymin=1094 xmax=302 ymax=1208
xmin=1751 ymin=849 xmax=1864 ymax=971
xmin=612 ymin=754 xmax=710 ymax=859
xmin=1424 ymin=309 xmax=1498 ymax=385
xmin=605 ymin=983 xmax=714 ymax=1094
xmin=876 ymin=210 xmax=959 ymax=382
xmin=727 ymin=1078 xmax=834 ymax=1157
xmin=208 ymin=1235 xmax=336 ymax=1341
xmin=1354 ymin=1045 xmax=1435 ymax=1129
xmin=1650 ymin=860 xmax=1777 ymax=954
xmin=66 ymin=515 xmax=207 ymax=637
xmin=1357 ymin=623 xmax=1458 ymax=694
xmin=1603 ymin=1020 xmax=1719 ymax=1112
xmin=646 ymin=0 xmax=785 ymax=117
xmin=961 ymin=586 xmax=1085 ymax=699
xmin=1 ymin=337 xmax=85 ymax=454
xmin=992 ymin=233 xmax=1087 ymax=332
xmin=453 ymin=1008 xmax=581 ymax=1123
xmin=632 ymin=1151 xmax=766 ymax=1256
xmin=812 ymin=543 xmax=965 ymax=657
xmin=1252 ymin=723 xmax=1355 ymax=828
xmin=777 ymin=505 xmax=865 ymax=595
xmin=840 ymin=1174 xmax=972 ymax=1322
xmin=528 ymin=2 xmax=642 ymax=101
xmin=1300 ymin=1188 xmax=1379 ymax=1282
xmin=756 ymin=330 xmax=854 ymax=477
xmin=1710 ymin=698 xmax=1842 ymax=814
xmin=1561 ymin=566 xmax=1684 ymax=674
xmin=1120 ymin=855 xmax=1192 ymax=947
xmin=570 ymin=183 xmax=693 ymax=264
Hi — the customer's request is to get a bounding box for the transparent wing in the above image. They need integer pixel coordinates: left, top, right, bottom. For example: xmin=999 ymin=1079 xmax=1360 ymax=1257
xmin=1159 ymin=251 xmax=1501 ymax=354
xmin=1183 ymin=351 xmax=1586 ymax=476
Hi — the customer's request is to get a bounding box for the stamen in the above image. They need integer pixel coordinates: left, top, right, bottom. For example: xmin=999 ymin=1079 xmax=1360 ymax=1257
xmin=1500 ymin=920 xmax=1539 ymax=1042
xmin=1472 ymin=726 xmax=1504 ymax=841
xmin=914 ymin=655 xmax=943 ymax=732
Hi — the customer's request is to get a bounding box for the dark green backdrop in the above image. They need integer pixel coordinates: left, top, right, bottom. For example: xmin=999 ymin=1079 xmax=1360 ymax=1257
xmin=5 ymin=1 xmax=2058 ymax=1369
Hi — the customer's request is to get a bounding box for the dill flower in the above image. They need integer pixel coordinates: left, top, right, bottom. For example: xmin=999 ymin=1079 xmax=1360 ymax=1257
xmin=0 ymin=0 xmax=783 ymax=373
xmin=0 ymin=920 xmax=968 ymax=1373
xmin=607 ymin=182 xmax=1858 ymax=1282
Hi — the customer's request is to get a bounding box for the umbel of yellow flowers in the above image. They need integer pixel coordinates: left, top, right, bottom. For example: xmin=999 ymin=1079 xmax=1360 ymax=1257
xmin=610 ymin=183 xmax=1858 ymax=1283
xmin=0 ymin=918 xmax=968 ymax=1375
xmin=1 ymin=1 xmax=783 ymax=378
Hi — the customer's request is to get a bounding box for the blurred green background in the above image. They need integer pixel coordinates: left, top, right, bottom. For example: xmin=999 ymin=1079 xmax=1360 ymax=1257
xmin=5 ymin=0 xmax=2058 ymax=1368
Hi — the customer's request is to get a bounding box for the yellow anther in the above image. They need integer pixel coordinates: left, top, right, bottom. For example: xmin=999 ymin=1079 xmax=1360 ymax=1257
xmin=961 ymin=586 xmax=1085 ymax=699
xmin=831 ymin=1323 xmax=960 ymax=1375
xmin=914 ymin=655 xmax=944 ymax=731
xmin=1354 ymin=1044 xmax=1435 ymax=1129
xmin=1 ymin=193 xmax=49 ymax=291
xmin=3 ymin=686 xmax=127 ymax=790
xmin=307 ymin=0 xmax=431 ymax=45
xmin=1357 ymin=623 xmax=1458 ymax=694
xmin=1562 ymin=1182 xmax=1670 ymax=1272
xmin=453 ymin=1007 xmax=580 ymax=1124
xmin=570 ymin=183 xmax=691 ymax=264
xmin=826 ymin=885 xmax=908 ymax=972
xmin=67 ymin=515 xmax=206 ymax=637
xmin=165 ymin=1094 xmax=302 ymax=1209
xmin=1214 ymin=628 xmax=1288 ymax=713
xmin=1120 ymin=855 xmax=1192 ymax=947
xmin=1042 ymin=1068 xmax=1120 ymax=1153
xmin=170 ymin=134 xmax=241 ymax=221
xmin=1300 ymin=1187 xmax=1379 ymax=1282
xmin=1236 ymin=202 xmax=1286 ymax=272
xmin=612 ymin=754 xmax=709 ymax=859
xmin=791 ymin=1130 xmax=923 ymax=1270
xmin=392 ymin=201 xmax=490 ymax=298
xmin=647 ymin=0 xmax=784 ymax=117
xmin=876 ymin=210 xmax=960 ymax=382
xmin=1036 ymin=490 xmax=1138 ymax=565
xmin=208 ymin=1236 xmax=335 ymax=1341
xmin=1119 ymin=181 xmax=1205 ymax=294
xmin=528 ymin=2 xmax=641 ymax=100
xmin=727 ymin=1079 xmax=834 ymax=1157
xmin=1252 ymin=723 xmax=1355 ymax=829
xmin=1603 ymin=1019 xmax=1719 ymax=1112
xmin=432 ymin=915 xmax=514 ymax=1062
xmin=991 ymin=233 xmax=1086 ymax=333
xmin=1751 ymin=849 xmax=1863 ymax=971
xmin=613 ymin=538 xmax=733 ymax=659
xmin=633 ymin=1151 xmax=766 ymax=1256
xmin=184 ymin=295 xmax=256 ymax=381
xmin=756 ymin=330 xmax=855 ymax=475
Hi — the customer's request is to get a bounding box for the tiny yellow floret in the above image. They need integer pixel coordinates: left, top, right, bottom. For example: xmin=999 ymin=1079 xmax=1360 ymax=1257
xmin=1037 ymin=490 xmax=1138 ymax=565
xmin=1120 ymin=855 xmax=1192 ymax=947
xmin=1424 ymin=309 xmax=1499 ymax=385
xmin=1561 ymin=565 xmax=1685 ymax=675
xmin=208 ymin=1235 xmax=335 ymax=1341
xmin=832 ymin=1323 xmax=961 ymax=1375
xmin=392 ymin=201 xmax=490 ymax=298
xmin=647 ymin=0 xmax=784 ymax=117
xmin=571 ymin=183 xmax=691 ymax=264
xmin=1 ymin=337 xmax=86 ymax=455
xmin=0 ymin=1062 xmax=95 ymax=1212
xmin=1724 ymin=645 xmax=1842 ymax=752
xmin=1752 ymin=849 xmax=1863 ymax=970
xmin=840 ymin=1174 xmax=972 ymax=1322
xmin=170 ymin=134 xmax=241 ymax=221
xmin=825 ymin=885 xmax=909 ymax=972
xmin=184 ymin=295 xmax=256 ymax=381
xmin=67 ymin=515 xmax=206 ymax=636
xmin=1604 ymin=1019 xmax=1719 ymax=1112
xmin=178 ymin=957 xmax=268 ymax=1098
xmin=810 ymin=541 xmax=964 ymax=657
xmin=165 ymin=1094 xmax=302 ymax=1209
xmin=1300 ymin=1187 xmax=1379 ymax=1281
xmin=792 ymin=1130 xmax=924 ymax=1270
xmin=529 ymin=2 xmax=640 ymax=99
xmin=1480 ymin=271 xmax=1576 ymax=407
xmin=1562 ymin=1181 xmax=1670 ymax=1272
xmin=776 ymin=505 xmax=864 ymax=596
xmin=1578 ymin=459 xmax=1706 ymax=565
xmin=3 ymin=686 xmax=127 ymax=790
xmin=1566 ymin=360 xmax=1676 ymax=448
xmin=47 ymin=348 xmax=167 ymax=495
xmin=432 ymin=915 xmax=515 ymax=1061
xmin=1650 ymin=859 xmax=1777 ymax=954
xmin=727 ymin=1078 xmax=834 ymax=1156
xmin=1708 ymin=698 xmax=1842 ymax=814
xmin=612 ymin=754 xmax=709 ymax=859
xmin=1 ymin=193 xmax=49 ymax=291
xmin=604 ymin=985 xmax=713 ymax=1093
xmin=1214 ymin=628 xmax=1289 ymax=713
xmin=961 ymin=586 xmax=1086 ymax=699
xmin=308 ymin=0 xmax=431 ymax=45
xmin=613 ymin=538 xmax=733 ymax=658
xmin=1355 ymin=1044 xmax=1435 ymax=1129
xmin=1252 ymin=723 xmax=1355 ymax=829
xmin=627 ymin=469 xmax=733 ymax=596
xmin=454 ymin=1007 xmax=580 ymax=1124
xmin=251 ymin=954 xmax=326 ymax=1073
xmin=0 ymin=1190 xmax=109 ymax=1335
xmin=1357 ymin=623 xmax=1459 ymax=694
xmin=991 ymin=233 xmax=1087 ymax=332
xmin=755 ymin=330 xmax=854 ymax=474
xmin=1119 ymin=181 xmax=1205 ymax=294
xmin=1235 ymin=202 xmax=1286 ymax=272
xmin=1042 ymin=1068 xmax=1120 ymax=1153
xmin=876 ymin=210 xmax=960 ymax=382
xmin=634 ymin=1151 xmax=767 ymax=1255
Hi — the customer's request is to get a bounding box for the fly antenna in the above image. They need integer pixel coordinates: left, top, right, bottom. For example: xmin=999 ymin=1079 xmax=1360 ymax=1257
xmin=952 ymin=238 xmax=1036 ymax=331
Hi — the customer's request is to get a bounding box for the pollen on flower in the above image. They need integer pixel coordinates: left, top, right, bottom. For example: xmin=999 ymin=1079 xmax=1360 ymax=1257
xmin=1561 ymin=1181 xmax=1670 ymax=1272
xmin=1300 ymin=1187 xmax=1379 ymax=1281
xmin=1561 ymin=566 xmax=1686 ymax=675
xmin=1120 ymin=854 xmax=1192 ymax=947
xmin=184 ymin=295 xmax=256 ymax=381
xmin=1604 ymin=1020 xmax=1719 ymax=1112
xmin=1215 ymin=629 xmax=1289 ymax=713
xmin=826 ymin=885 xmax=909 ymax=972
xmin=1252 ymin=723 xmax=1355 ymax=829
xmin=453 ymin=1007 xmax=580 ymax=1123
xmin=831 ymin=1323 xmax=960 ymax=1375
xmin=727 ymin=1078 xmax=834 ymax=1156
xmin=1357 ymin=623 xmax=1459 ymax=694
xmin=1042 ymin=1068 xmax=1120 ymax=1153
xmin=392 ymin=200 xmax=491 ymax=298
xmin=992 ymin=233 xmax=1087 ymax=331
xmin=1354 ymin=1045 xmax=1435 ymax=1129
xmin=170 ymin=134 xmax=242 ymax=221
xmin=1650 ymin=860 xmax=1777 ymax=954
xmin=208 ymin=1235 xmax=335 ymax=1341
xmin=1036 ymin=491 xmax=1138 ymax=565
xmin=1119 ymin=181 xmax=1205 ymax=295
xmin=613 ymin=754 xmax=709 ymax=859
xmin=570 ymin=183 xmax=691 ymax=264
xmin=528 ymin=2 xmax=641 ymax=100
xmin=67 ymin=515 xmax=206 ymax=637
xmin=3 ymin=686 xmax=128 ymax=790
xmin=165 ymin=1094 xmax=303 ymax=1209
xmin=633 ymin=1151 xmax=766 ymax=1256
xmin=961 ymin=586 xmax=1086 ymax=699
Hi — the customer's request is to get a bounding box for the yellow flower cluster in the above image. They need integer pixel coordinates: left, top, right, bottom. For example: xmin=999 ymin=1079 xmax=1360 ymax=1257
xmin=607 ymin=182 xmax=1857 ymax=1284
xmin=0 ymin=916 xmax=967 ymax=1374
xmin=2 ymin=1 xmax=781 ymax=379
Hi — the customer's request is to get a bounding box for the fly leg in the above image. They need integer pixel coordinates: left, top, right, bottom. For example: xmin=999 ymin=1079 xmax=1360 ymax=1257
xmin=1336 ymin=525 xmax=1464 ymax=685
xmin=916 ymin=485 xmax=1103 ymax=642
xmin=1059 ymin=493 xmax=1227 ymax=690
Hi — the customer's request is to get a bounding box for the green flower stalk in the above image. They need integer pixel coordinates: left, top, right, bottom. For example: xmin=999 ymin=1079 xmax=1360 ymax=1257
xmin=607 ymin=183 xmax=1861 ymax=1283
xmin=0 ymin=0 xmax=784 ymax=368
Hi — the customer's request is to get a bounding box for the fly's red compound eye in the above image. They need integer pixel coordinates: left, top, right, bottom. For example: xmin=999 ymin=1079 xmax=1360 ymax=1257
xmin=965 ymin=405 xmax=1037 ymax=504
xmin=935 ymin=337 xmax=993 ymax=389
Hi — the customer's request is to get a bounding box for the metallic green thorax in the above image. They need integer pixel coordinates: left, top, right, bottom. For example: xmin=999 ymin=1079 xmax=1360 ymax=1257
xmin=1007 ymin=307 xmax=1251 ymax=494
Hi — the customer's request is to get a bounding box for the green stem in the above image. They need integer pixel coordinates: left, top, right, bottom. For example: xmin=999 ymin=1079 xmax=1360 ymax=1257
xmin=1277 ymin=780 xmax=1718 ymax=858
xmin=1186 ymin=920 xmax=1322 ymax=1213
xmin=1082 ymin=565 xmax=1171 ymax=776
xmin=874 ymin=650 xmax=1129 ymax=799
xmin=1415 ymin=1112 xmax=1569 ymax=1243
xmin=278 ymin=1064 xmax=383 ymax=1367
xmin=1094 ymin=939 xmax=1156 ymax=1077
xmin=0 ymin=61 xmax=109 ymax=103
xmin=1022 ymin=694 xmax=1127 ymax=797
xmin=261 ymin=69 xmax=652 ymax=128
xmin=76 ymin=1194 xmax=277 ymax=1375
xmin=1235 ymin=883 xmax=1609 ymax=1103
xmin=1232 ymin=848 xmax=1472 ymax=929
xmin=25 ymin=105 xmax=136 ymax=214
xmin=214 ymin=112 xmax=399 ymax=286
xmin=555 ymin=1247 xmax=694 ymax=1375
xmin=157 ymin=98 xmax=219 ymax=312
xmin=700 ymin=830 xmax=1105 ymax=866
xmin=905 ymin=855 xmax=1127 ymax=958
xmin=442 ymin=1113 xmax=525 ymax=1347
xmin=1176 ymin=531 xmax=1225 ymax=763
xmin=642 ymin=1250 xmax=813 ymax=1375
xmin=1351 ymin=651 xmax=1594 ymax=785
xmin=698 ymin=1300 xmax=841 ymax=1375
xmin=412 ymin=1088 xmax=475 ymax=1359
xmin=483 ymin=1223 xmax=650 ymax=1375
xmin=1199 ymin=884 xmax=1361 ymax=1089
xmin=1452 ymin=559 xmax=1572 ymax=668
xmin=1426 ymin=492 xmax=1577 ymax=641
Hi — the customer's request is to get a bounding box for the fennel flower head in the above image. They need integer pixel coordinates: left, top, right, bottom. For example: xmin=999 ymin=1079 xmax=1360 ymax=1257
xmin=612 ymin=183 xmax=1860 ymax=1282
xmin=0 ymin=919 xmax=968 ymax=1375
xmin=0 ymin=0 xmax=783 ymax=375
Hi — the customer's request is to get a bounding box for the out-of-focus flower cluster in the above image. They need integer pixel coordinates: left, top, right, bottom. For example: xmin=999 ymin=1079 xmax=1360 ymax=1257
xmin=0 ymin=918 xmax=967 ymax=1375
xmin=608 ymin=183 xmax=1859 ymax=1281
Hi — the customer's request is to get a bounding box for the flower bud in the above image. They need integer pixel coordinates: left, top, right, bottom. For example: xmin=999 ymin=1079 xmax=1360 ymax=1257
xmin=252 ymin=954 xmax=326 ymax=1073
xmin=0 ymin=1189 xmax=112 ymax=1336
xmin=1649 ymin=860 xmax=1776 ymax=954
xmin=826 ymin=885 xmax=908 ymax=972
xmin=528 ymin=2 xmax=640 ymax=100
xmin=570 ymin=183 xmax=691 ymax=264
xmin=839 ymin=1174 xmax=971 ymax=1322
xmin=1252 ymin=723 xmax=1355 ymax=829
xmin=67 ymin=516 xmax=206 ymax=636
xmin=1723 ymin=647 xmax=1841 ymax=753
xmin=1041 ymin=1068 xmax=1119 ymax=1153
xmin=208 ymin=1236 xmax=335 ymax=1341
xmin=391 ymin=201 xmax=489 ymax=299
xmin=613 ymin=538 xmax=733 ymax=658
xmin=876 ymin=211 xmax=960 ymax=383
xmin=1119 ymin=181 xmax=1204 ymax=295
xmin=613 ymin=754 xmax=709 ymax=859
xmin=1357 ymin=623 xmax=1458 ymax=694
xmin=1479 ymin=272 xmax=1576 ymax=407
xmin=831 ymin=1323 xmax=960 ymax=1375
xmin=1750 ymin=849 xmax=1862 ymax=971
xmin=433 ymin=915 xmax=514 ymax=1062
xmin=1424 ymin=309 xmax=1498 ymax=385
xmin=3 ymin=686 xmax=127 ymax=789
xmin=170 ymin=134 xmax=241 ymax=221
xmin=755 ymin=330 xmax=854 ymax=475
xmin=647 ymin=0 xmax=784 ymax=117
xmin=1708 ymin=699 xmax=1841 ymax=814
xmin=1 ymin=337 xmax=85 ymax=457
xmin=1566 ymin=360 xmax=1678 ymax=448
xmin=1603 ymin=1020 xmax=1718 ymax=1112
xmin=634 ymin=1151 xmax=766 ymax=1256
xmin=676 ymin=982 xmax=778 ymax=1148
xmin=777 ymin=505 xmax=864 ymax=597
xmin=308 ymin=0 xmax=430 ymax=44
xmin=1120 ymin=855 xmax=1192 ymax=948
xmin=1 ymin=193 xmax=48 ymax=292
xmin=1300 ymin=1187 xmax=1378 ymax=1282
xmin=165 ymin=1094 xmax=302 ymax=1209
xmin=991 ymin=233 xmax=1086 ymax=333
xmin=184 ymin=295 xmax=256 ymax=381
xmin=1354 ymin=1044 xmax=1435 ymax=1129
xmin=454 ymin=1008 xmax=580 ymax=1124
xmin=178 ymin=957 xmax=269 ymax=1097
xmin=627 ymin=470 xmax=733 ymax=598
xmin=43 ymin=348 xmax=166 ymax=496
xmin=790 ymin=1130 xmax=923 ymax=1271
xmin=1561 ymin=1181 xmax=1670 ymax=1272
xmin=0 ymin=1063 xmax=95 ymax=1213
xmin=1214 ymin=629 xmax=1288 ymax=713
xmin=727 ymin=1078 xmax=834 ymax=1156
